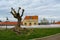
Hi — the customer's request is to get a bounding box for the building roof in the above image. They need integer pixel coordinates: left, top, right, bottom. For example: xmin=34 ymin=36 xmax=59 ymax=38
xmin=24 ymin=16 xmax=38 ymax=20
xmin=0 ymin=22 xmax=17 ymax=25
xmin=55 ymin=21 xmax=60 ymax=24
xmin=0 ymin=22 xmax=23 ymax=26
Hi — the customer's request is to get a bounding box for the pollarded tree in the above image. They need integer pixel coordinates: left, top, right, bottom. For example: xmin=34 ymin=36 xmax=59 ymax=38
xmin=10 ymin=7 xmax=24 ymax=33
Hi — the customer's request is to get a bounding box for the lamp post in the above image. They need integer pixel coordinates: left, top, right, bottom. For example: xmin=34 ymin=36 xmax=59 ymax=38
xmin=6 ymin=17 xmax=8 ymax=30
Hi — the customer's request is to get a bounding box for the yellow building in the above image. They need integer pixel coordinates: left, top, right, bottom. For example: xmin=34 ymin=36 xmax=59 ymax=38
xmin=23 ymin=16 xmax=38 ymax=26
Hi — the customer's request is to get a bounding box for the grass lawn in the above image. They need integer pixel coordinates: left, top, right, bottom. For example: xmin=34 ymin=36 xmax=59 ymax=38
xmin=0 ymin=28 xmax=60 ymax=40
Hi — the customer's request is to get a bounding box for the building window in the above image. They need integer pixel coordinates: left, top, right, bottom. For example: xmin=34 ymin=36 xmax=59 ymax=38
xmin=34 ymin=23 xmax=36 ymax=25
xmin=25 ymin=23 xmax=27 ymax=25
xmin=29 ymin=23 xmax=31 ymax=26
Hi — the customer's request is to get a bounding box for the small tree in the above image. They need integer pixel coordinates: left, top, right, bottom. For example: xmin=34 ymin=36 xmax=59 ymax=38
xmin=10 ymin=7 xmax=24 ymax=33
xmin=10 ymin=7 xmax=33 ymax=35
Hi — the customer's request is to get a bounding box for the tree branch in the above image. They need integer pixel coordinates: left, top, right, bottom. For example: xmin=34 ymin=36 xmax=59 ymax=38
xmin=11 ymin=7 xmax=16 ymax=14
xmin=18 ymin=7 xmax=21 ymax=13
xmin=10 ymin=11 xmax=14 ymax=15
xmin=10 ymin=11 xmax=17 ymax=18
xmin=21 ymin=9 xmax=24 ymax=17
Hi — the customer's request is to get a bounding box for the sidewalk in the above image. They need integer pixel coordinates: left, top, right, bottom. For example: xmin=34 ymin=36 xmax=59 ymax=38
xmin=32 ymin=33 xmax=60 ymax=40
xmin=22 ymin=24 xmax=60 ymax=28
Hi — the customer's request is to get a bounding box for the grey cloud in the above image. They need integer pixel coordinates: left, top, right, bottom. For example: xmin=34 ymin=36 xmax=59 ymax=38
xmin=0 ymin=0 xmax=60 ymax=21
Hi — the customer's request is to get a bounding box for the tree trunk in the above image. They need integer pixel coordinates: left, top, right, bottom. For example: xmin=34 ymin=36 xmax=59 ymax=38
xmin=17 ymin=19 xmax=21 ymax=28
xmin=16 ymin=18 xmax=23 ymax=32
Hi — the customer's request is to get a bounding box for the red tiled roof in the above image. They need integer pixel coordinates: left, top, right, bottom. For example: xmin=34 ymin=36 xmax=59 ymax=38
xmin=55 ymin=21 xmax=60 ymax=24
xmin=24 ymin=16 xmax=38 ymax=20
xmin=0 ymin=22 xmax=23 ymax=26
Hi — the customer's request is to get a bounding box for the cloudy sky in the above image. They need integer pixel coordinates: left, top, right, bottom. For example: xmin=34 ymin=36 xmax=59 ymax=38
xmin=0 ymin=0 xmax=60 ymax=22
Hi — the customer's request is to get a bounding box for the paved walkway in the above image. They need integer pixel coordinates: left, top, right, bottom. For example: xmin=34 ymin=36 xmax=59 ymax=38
xmin=22 ymin=24 xmax=60 ymax=28
xmin=32 ymin=33 xmax=60 ymax=40
xmin=0 ymin=24 xmax=60 ymax=28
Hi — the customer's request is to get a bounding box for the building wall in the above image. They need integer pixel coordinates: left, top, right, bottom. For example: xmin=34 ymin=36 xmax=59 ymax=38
xmin=23 ymin=19 xmax=38 ymax=26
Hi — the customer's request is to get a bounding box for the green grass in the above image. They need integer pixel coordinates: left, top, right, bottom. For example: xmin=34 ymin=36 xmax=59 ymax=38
xmin=0 ymin=28 xmax=60 ymax=40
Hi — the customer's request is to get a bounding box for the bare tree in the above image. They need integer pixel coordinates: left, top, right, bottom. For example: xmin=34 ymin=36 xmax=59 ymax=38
xmin=10 ymin=7 xmax=24 ymax=33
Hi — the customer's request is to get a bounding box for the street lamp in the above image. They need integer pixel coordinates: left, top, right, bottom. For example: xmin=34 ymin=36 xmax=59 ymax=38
xmin=6 ymin=17 xmax=8 ymax=30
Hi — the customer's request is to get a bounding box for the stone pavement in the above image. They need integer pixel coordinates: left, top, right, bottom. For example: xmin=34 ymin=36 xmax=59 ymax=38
xmin=32 ymin=33 xmax=60 ymax=40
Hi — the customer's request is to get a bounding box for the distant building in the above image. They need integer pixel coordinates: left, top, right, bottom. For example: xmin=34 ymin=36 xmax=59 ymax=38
xmin=40 ymin=18 xmax=49 ymax=25
xmin=23 ymin=16 xmax=38 ymax=26
xmin=55 ymin=21 xmax=60 ymax=24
